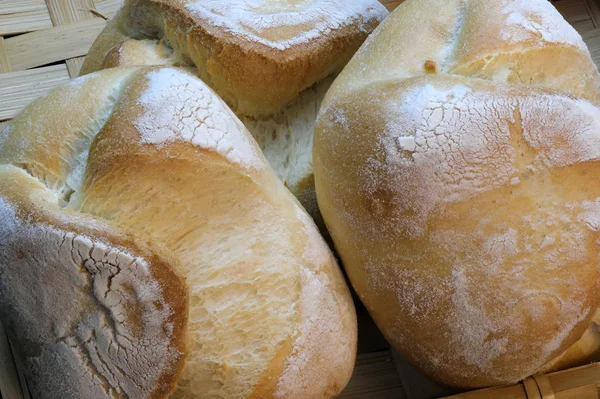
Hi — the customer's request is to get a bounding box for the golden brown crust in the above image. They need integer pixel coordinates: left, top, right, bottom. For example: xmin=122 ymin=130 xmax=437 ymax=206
xmin=0 ymin=66 xmax=356 ymax=398
xmin=80 ymin=16 xmax=133 ymax=76
xmin=80 ymin=2 xmax=387 ymax=229
xmin=0 ymin=68 xmax=139 ymax=193
xmin=540 ymin=310 xmax=600 ymax=373
xmin=172 ymin=10 xmax=381 ymax=117
xmin=315 ymin=1 xmax=600 ymax=384
xmin=77 ymin=68 xmax=356 ymax=397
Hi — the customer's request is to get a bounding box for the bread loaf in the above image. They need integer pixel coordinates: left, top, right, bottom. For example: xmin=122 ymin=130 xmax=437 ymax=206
xmin=0 ymin=67 xmax=356 ymax=398
xmin=314 ymin=0 xmax=600 ymax=388
xmin=80 ymin=0 xmax=389 ymax=229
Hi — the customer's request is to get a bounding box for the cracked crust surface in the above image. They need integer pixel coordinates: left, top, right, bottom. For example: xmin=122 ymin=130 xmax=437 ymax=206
xmin=0 ymin=67 xmax=356 ymax=398
xmin=0 ymin=165 xmax=188 ymax=399
xmin=314 ymin=0 xmax=600 ymax=389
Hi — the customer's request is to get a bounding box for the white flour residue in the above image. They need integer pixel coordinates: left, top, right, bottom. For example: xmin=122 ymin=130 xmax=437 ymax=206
xmin=0 ymin=218 xmax=183 ymax=397
xmin=482 ymin=228 xmax=520 ymax=265
xmin=386 ymin=266 xmax=450 ymax=322
xmin=185 ymin=0 xmax=388 ymax=51
xmin=331 ymin=107 xmax=349 ymax=131
xmin=294 ymin=204 xmax=329 ymax=267
xmin=275 ymin=267 xmax=351 ymax=398
xmin=366 ymin=82 xmax=518 ymax=237
xmin=433 ymin=197 xmax=597 ymax=377
xmin=318 ymin=75 xmax=600 ymax=382
xmin=136 ymin=68 xmax=262 ymax=169
xmin=368 ymin=80 xmax=600 ymax=240
xmin=577 ymin=199 xmax=600 ymax=232
xmin=448 ymin=267 xmax=510 ymax=372
xmin=500 ymin=0 xmax=586 ymax=50
xmin=542 ymin=305 xmax=591 ymax=355
xmin=518 ymin=96 xmax=600 ymax=169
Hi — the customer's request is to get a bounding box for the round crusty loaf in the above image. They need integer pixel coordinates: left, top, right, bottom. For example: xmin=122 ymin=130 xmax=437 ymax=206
xmin=80 ymin=0 xmax=388 ymax=230
xmin=314 ymin=0 xmax=600 ymax=389
xmin=0 ymin=67 xmax=356 ymax=398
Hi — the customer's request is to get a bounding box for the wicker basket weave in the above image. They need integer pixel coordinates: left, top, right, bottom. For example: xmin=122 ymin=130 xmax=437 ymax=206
xmin=0 ymin=0 xmax=599 ymax=398
xmin=443 ymin=362 xmax=600 ymax=399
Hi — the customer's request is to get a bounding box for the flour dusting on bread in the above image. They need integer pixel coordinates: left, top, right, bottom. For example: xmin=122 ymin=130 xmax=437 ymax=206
xmin=276 ymin=268 xmax=353 ymax=398
xmin=500 ymin=0 xmax=586 ymax=49
xmin=314 ymin=0 xmax=600 ymax=387
xmin=185 ymin=0 xmax=388 ymax=51
xmin=136 ymin=68 xmax=262 ymax=169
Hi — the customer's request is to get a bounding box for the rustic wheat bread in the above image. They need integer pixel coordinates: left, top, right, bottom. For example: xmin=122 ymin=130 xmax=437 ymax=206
xmin=80 ymin=0 xmax=388 ymax=227
xmin=314 ymin=0 xmax=600 ymax=388
xmin=0 ymin=67 xmax=356 ymax=398
xmin=81 ymin=0 xmax=387 ymax=117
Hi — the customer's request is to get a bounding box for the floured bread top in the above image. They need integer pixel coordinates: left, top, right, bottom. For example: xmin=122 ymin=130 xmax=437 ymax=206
xmin=497 ymin=1 xmax=586 ymax=47
xmin=81 ymin=0 xmax=388 ymax=117
xmin=315 ymin=0 xmax=600 ymax=389
xmin=135 ymin=68 xmax=263 ymax=168
xmin=184 ymin=0 xmax=389 ymax=51
xmin=0 ymin=66 xmax=356 ymax=398
xmin=80 ymin=0 xmax=388 ymax=232
xmin=323 ymin=0 xmax=600 ymax=107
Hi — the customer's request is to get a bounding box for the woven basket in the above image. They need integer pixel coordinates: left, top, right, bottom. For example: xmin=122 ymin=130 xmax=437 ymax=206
xmin=443 ymin=363 xmax=600 ymax=399
xmin=0 ymin=0 xmax=599 ymax=398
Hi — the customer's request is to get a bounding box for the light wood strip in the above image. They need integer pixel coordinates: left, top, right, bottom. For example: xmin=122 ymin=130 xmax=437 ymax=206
xmin=0 ymin=0 xmax=53 ymax=35
xmin=547 ymin=363 xmax=600 ymax=393
xmin=0 ymin=319 xmax=23 ymax=399
xmin=4 ymin=19 xmax=106 ymax=71
xmin=9 ymin=339 xmax=30 ymax=399
xmin=583 ymin=0 xmax=600 ymax=28
xmin=46 ymin=0 xmax=96 ymax=24
xmin=46 ymin=0 xmax=97 ymax=78
xmin=583 ymin=28 xmax=600 ymax=67
xmin=95 ymin=0 xmax=124 ymax=19
xmin=443 ymin=363 xmax=600 ymax=399
xmin=0 ymin=64 xmax=70 ymax=120
xmin=0 ymin=37 xmax=11 ymax=73
xmin=554 ymin=0 xmax=596 ymax=36
xmin=339 ymin=351 xmax=405 ymax=399
xmin=555 ymin=385 xmax=600 ymax=399
xmin=66 ymin=56 xmax=85 ymax=77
